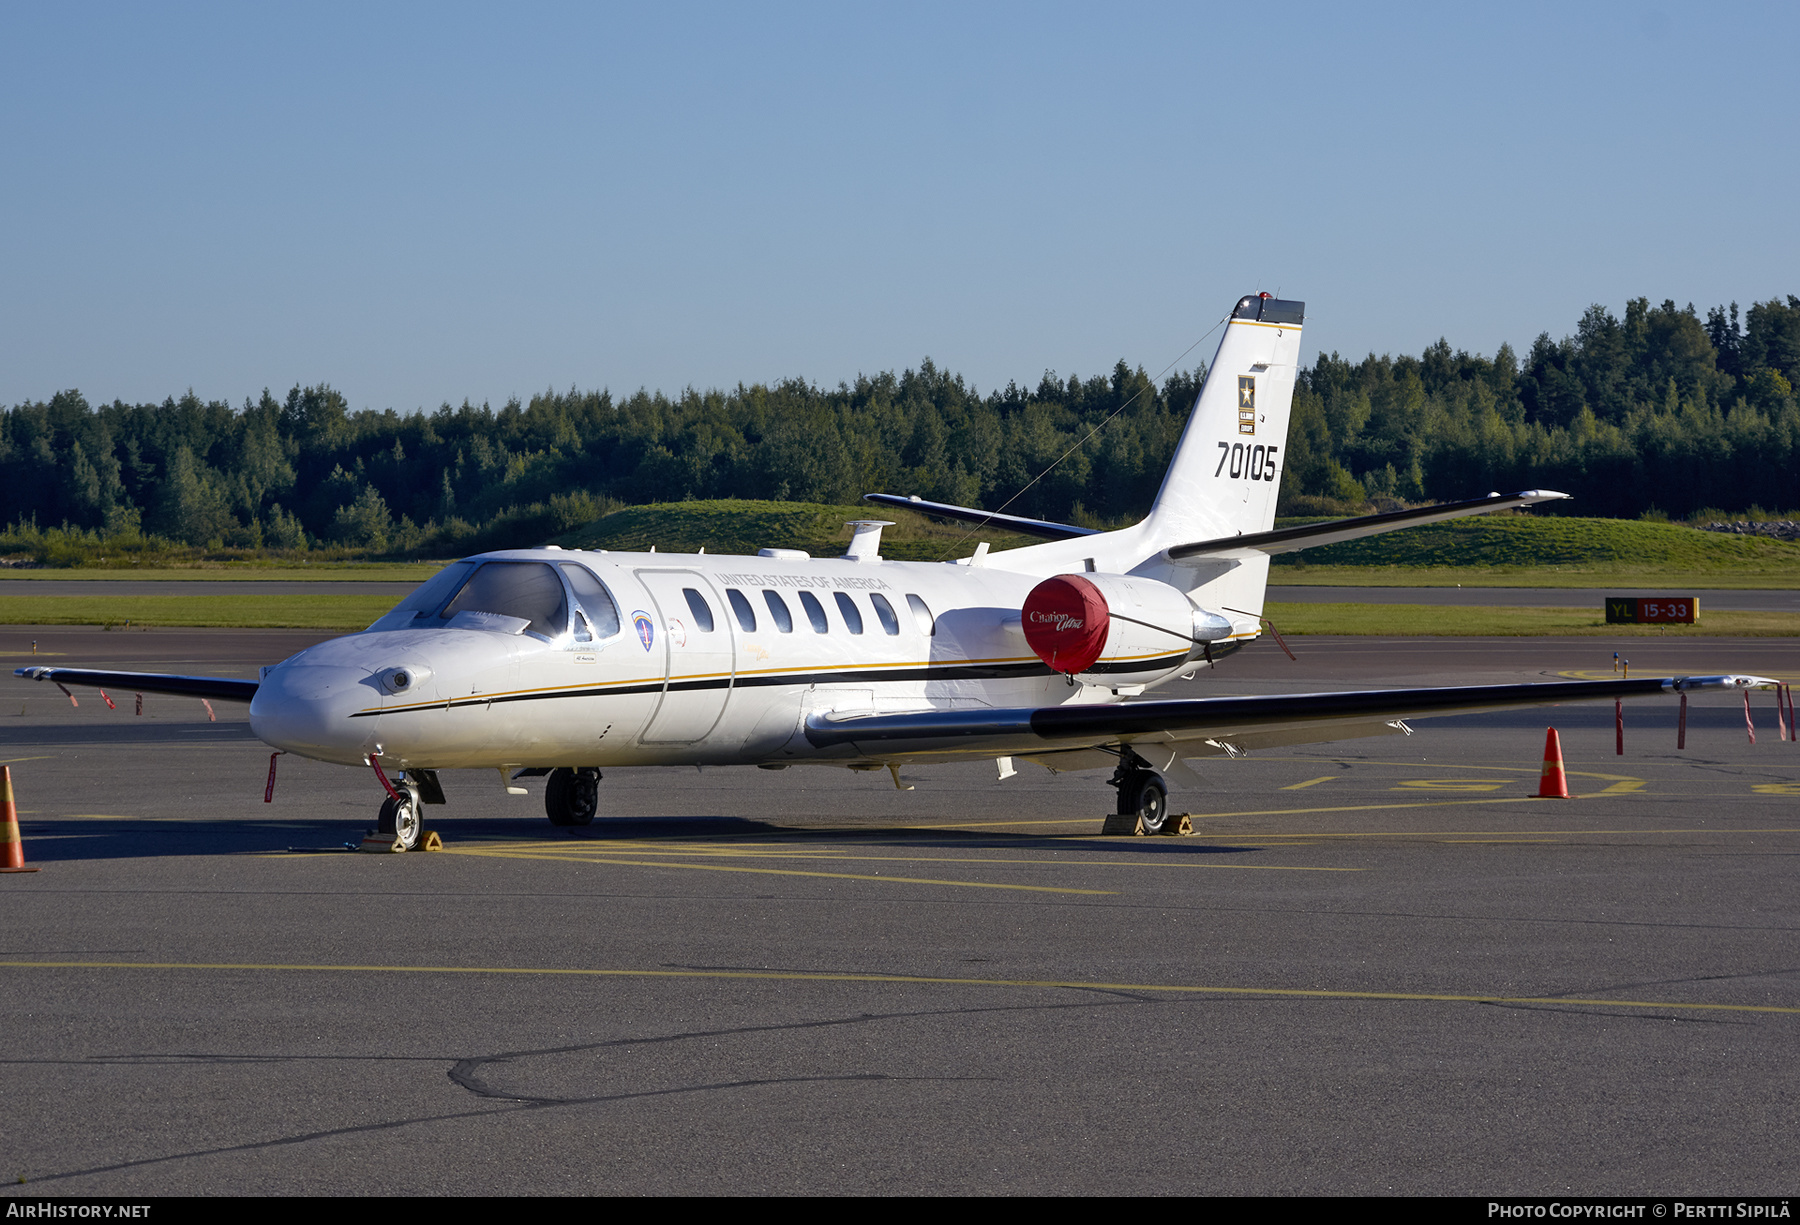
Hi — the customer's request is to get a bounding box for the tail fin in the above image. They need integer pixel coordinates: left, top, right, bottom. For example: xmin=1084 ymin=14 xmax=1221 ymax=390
xmin=1143 ymin=294 xmax=1304 ymax=546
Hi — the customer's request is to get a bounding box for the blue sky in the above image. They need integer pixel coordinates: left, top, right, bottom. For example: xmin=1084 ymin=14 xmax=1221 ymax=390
xmin=3 ymin=2 xmax=1795 ymax=412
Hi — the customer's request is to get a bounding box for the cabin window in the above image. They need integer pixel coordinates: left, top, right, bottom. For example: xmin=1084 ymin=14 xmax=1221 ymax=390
xmin=763 ymin=591 xmax=794 ymax=633
xmin=559 ymin=563 xmax=622 ymax=639
xmin=682 ymin=588 xmax=716 ymax=633
xmin=797 ymin=590 xmax=829 ymax=633
xmin=834 ymin=591 xmax=864 ymax=635
xmin=438 ymin=561 xmax=568 ymax=638
xmin=726 ymin=588 xmax=757 ymax=632
xmin=869 ymin=593 xmax=900 ymax=636
xmin=906 ymin=594 xmax=936 ymax=636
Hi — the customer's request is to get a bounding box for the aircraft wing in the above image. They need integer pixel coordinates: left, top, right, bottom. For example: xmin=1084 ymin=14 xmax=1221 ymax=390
xmin=861 ymin=493 xmax=1098 ymax=541
xmin=803 ymin=674 xmax=1777 ymax=760
xmin=14 ymin=666 xmax=259 ymax=703
xmin=1168 ymin=490 xmax=1569 ymax=558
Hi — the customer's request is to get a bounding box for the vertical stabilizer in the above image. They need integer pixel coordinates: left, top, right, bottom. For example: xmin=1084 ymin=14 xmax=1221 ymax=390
xmin=1143 ymin=294 xmax=1305 ymax=547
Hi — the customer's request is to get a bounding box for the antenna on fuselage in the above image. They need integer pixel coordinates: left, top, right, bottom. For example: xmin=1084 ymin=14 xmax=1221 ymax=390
xmin=844 ymin=521 xmax=894 ymax=563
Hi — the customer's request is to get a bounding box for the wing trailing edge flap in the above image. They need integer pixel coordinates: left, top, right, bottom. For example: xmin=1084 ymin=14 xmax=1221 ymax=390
xmin=860 ymin=493 xmax=1098 ymax=542
xmin=1167 ymin=490 xmax=1570 ymax=559
xmin=803 ymin=675 xmax=1778 ymax=760
xmin=13 ymin=666 xmax=259 ymax=703
xmin=1019 ymin=719 xmax=1410 ymax=775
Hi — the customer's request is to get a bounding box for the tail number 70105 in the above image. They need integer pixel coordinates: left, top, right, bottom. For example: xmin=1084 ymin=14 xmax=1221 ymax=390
xmin=1216 ymin=441 xmax=1279 ymax=481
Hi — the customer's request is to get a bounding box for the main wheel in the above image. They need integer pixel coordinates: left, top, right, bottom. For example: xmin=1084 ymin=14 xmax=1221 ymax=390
xmin=1128 ymin=774 xmax=1169 ymax=834
xmin=545 ymin=767 xmax=599 ymax=827
xmin=377 ymin=794 xmax=423 ymax=850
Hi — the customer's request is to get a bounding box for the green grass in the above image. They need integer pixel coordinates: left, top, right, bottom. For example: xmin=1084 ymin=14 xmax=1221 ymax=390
xmin=553 ymin=499 xmax=1039 ymax=560
xmin=5 ymin=591 xmax=1793 ymax=637
xmin=0 ymin=563 xmax=446 ymax=582
xmin=0 ymin=594 xmax=395 ymax=630
xmin=1270 ymin=516 xmax=1800 ymax=588
xmin=1267 ymin=602 xmax=1800 ymax=637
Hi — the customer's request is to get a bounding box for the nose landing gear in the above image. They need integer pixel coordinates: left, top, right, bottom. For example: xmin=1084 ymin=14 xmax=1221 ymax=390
xmin=364 ymin=759 xmax=438 ymax=852
xmin=545 ymin=767 xmax=601 ymax=827
xmin=377 ymin=787 xmax=425 ymax=851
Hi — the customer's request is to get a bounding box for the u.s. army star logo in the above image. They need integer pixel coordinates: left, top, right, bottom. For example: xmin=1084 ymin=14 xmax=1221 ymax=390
xmin=1238 ymin=376 xmax=1255 ymax=410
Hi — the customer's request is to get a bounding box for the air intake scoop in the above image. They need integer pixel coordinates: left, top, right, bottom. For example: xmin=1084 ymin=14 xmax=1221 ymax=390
xmin=1022 ymin=575 xmax=1110 ymax=675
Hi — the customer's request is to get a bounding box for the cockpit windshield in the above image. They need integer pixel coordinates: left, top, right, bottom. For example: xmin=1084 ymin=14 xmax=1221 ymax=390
xmin=365 ymin=561 xmax=476 ymax=633
xmin=366 ymin=556 xmax=624 ymax=643
xmin=436 ymin=562 xmax=568 ymax=638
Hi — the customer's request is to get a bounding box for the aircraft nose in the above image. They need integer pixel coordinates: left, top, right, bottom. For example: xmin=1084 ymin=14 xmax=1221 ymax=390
xmin=250 ymin=659 xmax=382 ymax=764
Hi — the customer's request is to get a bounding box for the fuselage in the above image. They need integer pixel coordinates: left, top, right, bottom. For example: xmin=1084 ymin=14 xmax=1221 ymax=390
xmin=247 ymin=544 xmax=1257 ymax=773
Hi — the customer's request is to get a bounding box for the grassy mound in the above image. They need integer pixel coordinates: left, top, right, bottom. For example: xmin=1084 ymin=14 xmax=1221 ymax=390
xmin=552 ymin=499 xmax=1039 ymax=561
xmin=1271 ymin=516 xmax=1800 ymax=586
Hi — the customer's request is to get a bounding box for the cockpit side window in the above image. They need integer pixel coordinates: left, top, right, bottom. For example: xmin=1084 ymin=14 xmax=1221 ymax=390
xmin=438 ymin=561 xmax=568 ymax=638
xmin=559 ymin=563 xmax=622 ymax=639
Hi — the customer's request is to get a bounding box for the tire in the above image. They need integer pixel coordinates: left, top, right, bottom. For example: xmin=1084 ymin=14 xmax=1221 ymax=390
xmin=545 ymin=768 xmax=599 ymax=827
xmin=377 ymin=794 xmax=423 ymax=850
xmin=1130 ymin=774 xmax=1169 ymax=835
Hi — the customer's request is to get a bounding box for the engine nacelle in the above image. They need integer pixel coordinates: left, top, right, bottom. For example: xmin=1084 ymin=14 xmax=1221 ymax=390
xmin=1021 ymin=573 xmax=1233 ymax=686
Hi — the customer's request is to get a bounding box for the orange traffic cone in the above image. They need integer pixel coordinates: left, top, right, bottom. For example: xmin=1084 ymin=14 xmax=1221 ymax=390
xmin=1 ymin=766 xmax=41 ymax=873
xmin=1538 ymin=728 xmax=1570 ymax=799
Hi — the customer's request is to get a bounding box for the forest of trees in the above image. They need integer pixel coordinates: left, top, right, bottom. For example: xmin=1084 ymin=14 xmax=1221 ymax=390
xmin=2 ymin=294 xmax=1797 ymax=558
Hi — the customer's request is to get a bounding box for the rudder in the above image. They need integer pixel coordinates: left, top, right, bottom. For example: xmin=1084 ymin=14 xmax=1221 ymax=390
xmin=1144 ymin=293 xmax=1305 ymax=547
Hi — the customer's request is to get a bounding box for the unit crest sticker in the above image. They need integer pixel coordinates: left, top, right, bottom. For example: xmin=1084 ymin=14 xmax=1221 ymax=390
xmin=632 ymin=610 xmax=655 ymax=651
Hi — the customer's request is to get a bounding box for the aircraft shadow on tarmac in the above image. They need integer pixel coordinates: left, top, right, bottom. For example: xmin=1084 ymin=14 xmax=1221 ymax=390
xmin=10 ymin=813 xmax=1264 ymax=863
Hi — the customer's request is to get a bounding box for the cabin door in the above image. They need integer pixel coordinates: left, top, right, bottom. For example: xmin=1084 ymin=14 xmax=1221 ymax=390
xmin=634 ymin=569 xmax=735 ymax=744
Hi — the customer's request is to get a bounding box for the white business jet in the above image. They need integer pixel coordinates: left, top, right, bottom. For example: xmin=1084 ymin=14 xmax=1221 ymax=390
xmin=18 ymin=294 xmax=1777 ymax=847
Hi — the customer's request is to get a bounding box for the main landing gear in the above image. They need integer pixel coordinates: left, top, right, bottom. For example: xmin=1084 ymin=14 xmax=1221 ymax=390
xmin=545 ymin=767 xmax=601 ymax=827
xmin=1107 ymin=749 xmax=1171 ymax=835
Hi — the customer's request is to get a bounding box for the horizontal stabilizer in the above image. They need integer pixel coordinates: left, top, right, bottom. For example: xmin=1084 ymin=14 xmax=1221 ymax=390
xmin=804 ymin=674 xmax=1777 ymax=757
xmin=14 ymin=666 xmax=259 ymax=703
xmin=862 ymin=493 xmax=1097 ymax=542
xmin=1167 ymin=490 xmax=1569 ymax=559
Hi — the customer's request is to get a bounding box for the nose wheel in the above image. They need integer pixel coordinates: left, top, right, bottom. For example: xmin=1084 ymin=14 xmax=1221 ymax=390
xmin=545 ymin=767 xmax=601 ymax=827
xmin=377 ymin=787 xmax=425 ymax=851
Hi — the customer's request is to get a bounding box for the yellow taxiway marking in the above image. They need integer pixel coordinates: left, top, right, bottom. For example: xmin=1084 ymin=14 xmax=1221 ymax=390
xmin=0 ymin=959 xmax=1788 ymax=1017
xmin=437 ymin=845 xmax=1116 ymax=895
xmin=461 ymin=841 xmax=1359 ymax=872
xmin=908 ymin=795 xmax=1605 ymax=829
xmin=1282 ymin=776 xmax=1338 ymax=790
xmin=1197 ymin=826 xmax=1800 ymax=841
xmin=1393 ymin=780 xmax=1505 ymax=791
xmin=0 ymin=756 xmax=53 ymax=766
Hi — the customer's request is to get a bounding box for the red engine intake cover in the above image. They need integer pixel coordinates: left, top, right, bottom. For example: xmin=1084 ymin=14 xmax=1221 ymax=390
xmin=1022 ymin=574 xmax=1111 ymax=675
